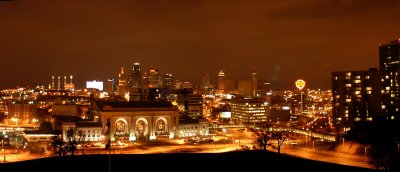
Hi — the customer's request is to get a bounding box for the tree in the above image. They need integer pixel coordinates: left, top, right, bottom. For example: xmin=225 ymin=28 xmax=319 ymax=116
xmin=51 ymin=136 xmax=65 ymax=156
xmin=66 ymin=128 xmax=77 ymax=156
xmin=275 ymin=132 xmax=287 ymax=154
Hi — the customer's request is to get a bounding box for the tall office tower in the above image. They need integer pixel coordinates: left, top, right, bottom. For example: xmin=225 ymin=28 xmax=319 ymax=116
xmin=217 ymin=70 xmax=225 ymax=93
xmin=164 ymin=73 xmax=173 ymax=89
xmin=128 ymin=62 xmax=143 ymax=90
xmin=379 ymin=39 xmax=400 ymax=120
xmin=200 ymin=73 xmax=210 ymax=95
xmin=251 ymin=68 xmax=258 ymax=98
xmin=224 ymin=72 xmax=234 ymax=94
xmin=184 ymin=94 xmax=204 ymax=119
xmin=258 ymin=81 xmax=271 ymax=97
xmin=332 ymin=68 xmax=383 ymax=127
xmin=148 ymin=66 xmax=160 ymax=88
xmin=117 ymin=67 xmax=127 ymax=96
xmin=105 ymin=79 xmax=115 ymax=95
xmin=238 ymin=80 xmax=252 ymax=97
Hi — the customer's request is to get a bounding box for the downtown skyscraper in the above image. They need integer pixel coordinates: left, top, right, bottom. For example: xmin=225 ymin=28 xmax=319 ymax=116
xmin=128 ymin=62 xmax=143 ymax=90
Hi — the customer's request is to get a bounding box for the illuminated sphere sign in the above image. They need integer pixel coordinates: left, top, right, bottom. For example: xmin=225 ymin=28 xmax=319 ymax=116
xmin=295 ymin=79 xmax=306 ymax=90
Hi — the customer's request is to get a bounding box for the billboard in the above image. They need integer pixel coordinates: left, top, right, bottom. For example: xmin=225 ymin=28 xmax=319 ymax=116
xmin=86 ymin=80 xmax=104 ymax=91
xmin=219 ymin=112 xmax=232 ymax=118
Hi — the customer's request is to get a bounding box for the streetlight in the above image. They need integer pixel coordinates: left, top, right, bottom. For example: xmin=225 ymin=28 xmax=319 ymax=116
xmin=2 ymin=139 xmax=5 ymax=163
xmin=2 ymin=134 xmax=7 ymax=163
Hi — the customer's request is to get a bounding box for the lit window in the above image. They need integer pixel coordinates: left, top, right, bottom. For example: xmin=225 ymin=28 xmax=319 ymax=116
xmin=382 ymin=105 xmax=386 ymax=109
xmin=366 ymin=76 xmax=370 ymax=79
xmin=346 ymin=99 xmax=351 ymax=102
xmin=346 ymin=84 xmax=351 ymax=87
xmin=354 ymin=91 xmax=361 ymax=95
xmin=386 ymin=87 xmax=390 ymax=91
xmin=366 ymin=87 xmax=372 ymax=91
xmin=346 ymin=72 xmax=351 ymax=77
xmin=354 ymin=80 xmax=361 ymax=84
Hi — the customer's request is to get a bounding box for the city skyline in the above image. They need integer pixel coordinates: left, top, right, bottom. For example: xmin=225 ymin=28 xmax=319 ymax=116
xmin=0 ymin=1 xmax=399 ymax=89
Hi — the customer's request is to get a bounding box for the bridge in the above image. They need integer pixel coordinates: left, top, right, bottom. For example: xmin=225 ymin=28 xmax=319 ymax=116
xmin=268 ymin=126 xmax=337 ymax=142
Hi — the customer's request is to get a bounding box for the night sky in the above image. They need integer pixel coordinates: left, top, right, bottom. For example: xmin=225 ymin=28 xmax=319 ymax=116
xmin=1 ymin=0 xmax=399 ymax=90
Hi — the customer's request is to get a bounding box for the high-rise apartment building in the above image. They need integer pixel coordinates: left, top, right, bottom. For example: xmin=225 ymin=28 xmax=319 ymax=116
xmin=332 ymin=68 xmax=383 ymax=125
xmin=379 ymin=39 xmax=400 ymax=120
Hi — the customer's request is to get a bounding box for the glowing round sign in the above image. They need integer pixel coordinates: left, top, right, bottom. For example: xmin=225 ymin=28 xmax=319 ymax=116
xmin=295 ymin=79 xmax=306 ymax=90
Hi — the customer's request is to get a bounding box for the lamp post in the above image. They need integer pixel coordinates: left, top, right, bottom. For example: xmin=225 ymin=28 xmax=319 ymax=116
xmin=2 ymin=139 xmax=5 ymax=163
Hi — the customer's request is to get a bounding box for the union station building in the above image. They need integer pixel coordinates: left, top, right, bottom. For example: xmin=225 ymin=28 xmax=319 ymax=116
xmin=91 ymin=100 xmax=179 ymax=141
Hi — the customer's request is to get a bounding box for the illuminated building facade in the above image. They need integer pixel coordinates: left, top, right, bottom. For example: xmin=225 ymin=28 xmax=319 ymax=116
xmin=231 ymin=98 xmax=269 ymax=124
xmin=332 ymin=68 xmax=383 ymax=126
xmin=61 ymin=122 xmax=103 ymax=142
xmin=177 ymin=118 xmax=209 ymax=137
xmin=93 ymin=100 xmax=179 ymax=141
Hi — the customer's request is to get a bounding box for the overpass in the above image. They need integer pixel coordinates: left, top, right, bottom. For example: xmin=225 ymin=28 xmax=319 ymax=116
xmin=268 ymin=127 xmax=337 ymax=142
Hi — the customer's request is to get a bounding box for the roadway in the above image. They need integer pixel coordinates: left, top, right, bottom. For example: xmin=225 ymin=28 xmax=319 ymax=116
xmin=1 ymin=133 xmax=375 ymax=170
xmin=269 ymin=145 xmax=374 ymax=169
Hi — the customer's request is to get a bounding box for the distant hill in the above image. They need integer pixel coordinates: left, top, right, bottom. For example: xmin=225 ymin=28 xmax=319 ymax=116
xmin=0 ymin=151 xmax=376 ymax=172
